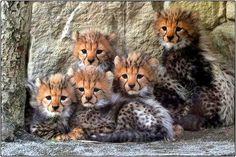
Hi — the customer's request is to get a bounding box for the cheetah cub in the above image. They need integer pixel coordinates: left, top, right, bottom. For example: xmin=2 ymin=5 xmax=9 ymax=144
xmin=72 ymin=29 xmax=117 ymax=71
xmin=25 ymin=73 xmax=83 ymax=140
xmin=154 ymin=7 xmax=234 ymax=130
xmin=91 ymin=52 xmax=174 ymax=142
xmin=66 ymin=65 xmax=119 ymax=138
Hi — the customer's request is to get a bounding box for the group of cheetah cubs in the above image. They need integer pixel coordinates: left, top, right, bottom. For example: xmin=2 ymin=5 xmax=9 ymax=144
xmin=25 ymin=7 xmax=234 ymax=142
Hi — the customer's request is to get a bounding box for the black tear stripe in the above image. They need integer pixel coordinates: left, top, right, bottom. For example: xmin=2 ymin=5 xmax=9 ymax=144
xmin=48 ymin=81 xmax=52 ymax=106
xmin=80 ymin=78 xmax=85 ymax=98
xmin=123 ymin=66 xmax=128 ymax=90
xmin=83 ymin=52 xmax=87 ymax=64
xmin=175 ymin=20 xmax=180 ymax=43
xmin=94 ymin=93 xmax=98 ymax=100
xmin=136 ymin=66 xmax=142 ymax=89
xmin=146 ymin=77 xmax=152 ymax=83
xmin=96 ymin=55 xmax=100 ymax=63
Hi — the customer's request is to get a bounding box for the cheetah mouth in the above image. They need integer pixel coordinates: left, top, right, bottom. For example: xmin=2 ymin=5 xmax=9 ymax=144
xmin=163 ymin=42 xmax=175 ymax=50
xmin=82 ymin=102 xmax=94 ymax=108
xmin=127 ymin=90 xmax=139 ymax=95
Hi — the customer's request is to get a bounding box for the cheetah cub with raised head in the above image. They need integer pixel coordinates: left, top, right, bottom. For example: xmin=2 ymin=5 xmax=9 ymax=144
xmin=154 ymin=7 xmax=234 ymax=130
xmin=72 ymin=29 xmax=117 ymax=71
xmin=25 ymin=73 xmax=83 ymax=140
xmin=91 ymin=52 xmax=174 ymax=142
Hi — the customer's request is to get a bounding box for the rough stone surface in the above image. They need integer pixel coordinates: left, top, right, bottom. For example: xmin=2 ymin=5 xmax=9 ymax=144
xmin=169 ymin=1 xmax=226 ymax=29
xmin=1 ymin=126 xmax=235 ymax=156
xmin=124 ymin=2 xmax=162 ymax=55
xmin=1 ymin=1 xmax=32 ymax=141
xmin=28 ymin=2 xmax=163 ymax=79
xmin=27 ymin=1 xmax=234 ymax=80
xmin=2 ymin=141 xmax=234 ymax=156
xmin=226 ymin=1 xmax=235 ymax=21
xmin=28 ymin=2 xmax=123 ymax=79
xmin=210 ymin=22 xmax=235 ymax=68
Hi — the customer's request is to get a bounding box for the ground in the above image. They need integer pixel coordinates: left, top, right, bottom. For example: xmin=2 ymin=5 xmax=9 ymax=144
xmin=1 ymin=126 xmax=235 ymax=156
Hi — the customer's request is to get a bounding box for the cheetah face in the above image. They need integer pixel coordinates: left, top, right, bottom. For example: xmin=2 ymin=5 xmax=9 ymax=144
xmin=31 ymin=74 xmax=77 ymax=118
xmin=154 ymin=7 xmax=199 ymax=50
xmin=114 ymin=52 xmax=158 ymax=96
xmin=68 ymin=65 xmax=113 ymax=109
xmin=73 ymin=30 xmax=116 ymax=66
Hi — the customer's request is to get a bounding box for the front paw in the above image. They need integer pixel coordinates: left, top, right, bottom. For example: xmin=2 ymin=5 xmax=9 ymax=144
xmin=53 ymin=127 xmax=85 ymax=141
xmin=172 ymin=124 xmax=184 ymax=141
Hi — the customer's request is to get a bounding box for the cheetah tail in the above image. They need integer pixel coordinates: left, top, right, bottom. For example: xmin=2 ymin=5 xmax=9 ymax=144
xmin=89 ymin=129 xmax=165 ymax=143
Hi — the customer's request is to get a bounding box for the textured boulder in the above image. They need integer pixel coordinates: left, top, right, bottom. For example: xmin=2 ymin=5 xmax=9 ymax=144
xmin=28 ymin=1 xmax=234 ymax=79
xmin=226 ymin=1 xmax=235 ymax=21
xmin=124 ymin=2 xmax=162 ymax=55
xmin=28 ymin=2 xmax=163 ymax=79
xmin=169 ymin=1 xmax=226 ymax=29
xmin=1 ymin=1 xmax=32 ymax=141
xmin=210 ymin=22 xmax=235 ymax=68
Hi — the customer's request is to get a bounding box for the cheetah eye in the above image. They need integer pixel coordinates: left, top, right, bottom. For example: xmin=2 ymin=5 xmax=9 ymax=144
xmin=96 ymin=49 xmax=103 ymax=54
xmin=45 ymin=96 xmax=51 ymax=100
xmin=61 ymin=96 xmax=67 ymax=101
xmin=137 ymin=74 xmax=144 ymax=79
xmin=121 ymin=74 xmax=128 ymax=79
xmin=162 ymin=26 xmax=167 ymax=31
xmin=78 ymin=87 xmax=84 ymax=92
xmin=81 ymin=49 xmax=87 ymax=54
xmin=94 ymin=88 xmax=101 ymax=92
xmin=176 ymin=27 xmax=182 ymax=32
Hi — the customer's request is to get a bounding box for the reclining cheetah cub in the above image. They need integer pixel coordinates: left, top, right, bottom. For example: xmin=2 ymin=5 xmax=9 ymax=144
xmin=25 ymin=73 xmax=83 ymax=140
xmin=66 ymin=65 xmax=121 ymax=138
xmin=72 ymin=29 xmax=117 ymax=71
xmin=91 ymin=52 xmax=174 ymax=142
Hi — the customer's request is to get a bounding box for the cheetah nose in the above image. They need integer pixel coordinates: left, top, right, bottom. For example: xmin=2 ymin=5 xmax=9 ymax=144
xmin=88 ymin=59 xmax=95 ymax=64
xmin=167 ymin=36 xmax=174 ymax=41
xmin=52 ymin=105 xmax=59 ymax=111
xmin=129 ymin=84 xmax=135 ymax=89
xmin=86 ymin=96 xmax=92 ymax=101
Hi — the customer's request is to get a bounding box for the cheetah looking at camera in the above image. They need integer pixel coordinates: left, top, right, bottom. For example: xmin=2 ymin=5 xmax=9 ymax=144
xmin=154 ymin=7 xmax=234 ymax=130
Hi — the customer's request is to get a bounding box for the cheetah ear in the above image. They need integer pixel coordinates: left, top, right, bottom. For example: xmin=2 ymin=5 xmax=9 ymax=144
xmin=25 ymin=80 xmax=37 ymax=93
xmin=106 ymin=32 xmax=117 ymax=43
xmin=148 ymin=57 xmax=159 ymax=68
xmin=190 ymin=11 xmax=199 ymax=21
xmin=154 ymin=11 xmax=161 ymax=21
xmin=105 ymin=71 xmax=114 ymax=85
xmin=72 ymin=31 xmax=80 ymax=41
xmin=35 ymin=78 xmax=42 ymax=88
xmin=114 ymin=56 xmax=122 ymax=68
xmin=67 ymin=67 xmax=75 ymax=77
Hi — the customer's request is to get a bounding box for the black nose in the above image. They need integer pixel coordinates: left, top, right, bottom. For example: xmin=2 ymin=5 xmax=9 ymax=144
xmin=167 ymin=36 xmax=174 ymax=41
xmin=86 ymin=96 xmax=92 ymax=101
xmin=52 ymin=106 xmax=59 ymax=110
xmin=88 ymin=59 xmax=95 ymax=64
xmin=129 ymin=84 xmax=135 ymax=89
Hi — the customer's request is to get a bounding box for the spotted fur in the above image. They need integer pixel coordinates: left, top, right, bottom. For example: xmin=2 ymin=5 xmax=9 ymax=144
xmin=154 ymin=7 xmax=234 ymax=130
xmin=91 ymin=52 xmax=174 ymax=142
xmin=25 ymin=73 xmax=79 ymax=140
xmin=67 ymin=65 xmax=118 ymax=137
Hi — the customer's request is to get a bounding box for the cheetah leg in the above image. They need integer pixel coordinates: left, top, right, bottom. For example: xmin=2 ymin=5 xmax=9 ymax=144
xmin=172 ymin=124 xmax=184 ymax=141
xmin=177 ymin=114 xmax=205 ymax=131
xmin=53 ymin=127 xmax=85 ymax=141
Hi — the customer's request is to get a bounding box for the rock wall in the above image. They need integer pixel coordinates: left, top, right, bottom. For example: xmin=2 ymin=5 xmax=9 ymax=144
xmin=28 ymin=1 xmax=235 ymax=79
xmin=1 ymin=1 xmax=32 ymax=141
